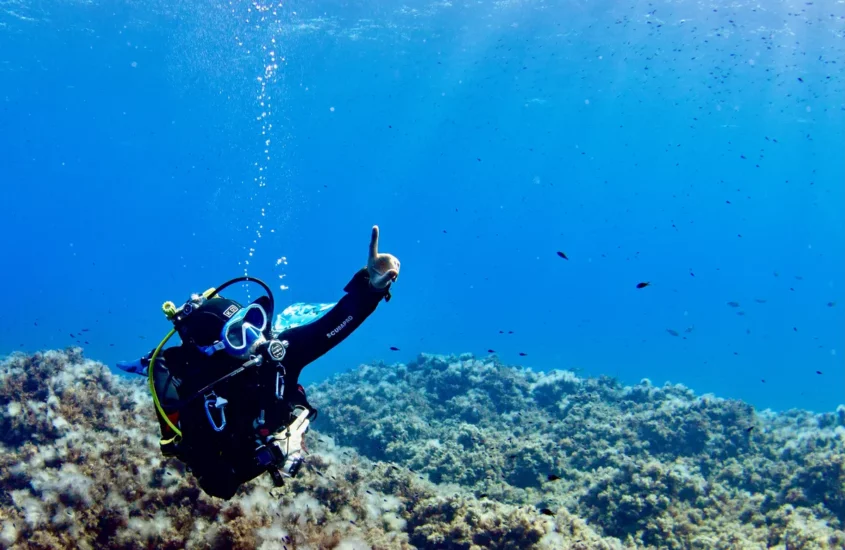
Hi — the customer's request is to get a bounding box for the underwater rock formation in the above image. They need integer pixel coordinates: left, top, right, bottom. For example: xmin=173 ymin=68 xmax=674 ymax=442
xmin=0 ymin=349 xmax=843 ymax=549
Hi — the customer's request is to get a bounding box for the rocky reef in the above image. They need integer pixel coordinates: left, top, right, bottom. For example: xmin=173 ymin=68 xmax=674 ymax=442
xmin=0 ymin=349 xmax=843 ymax=549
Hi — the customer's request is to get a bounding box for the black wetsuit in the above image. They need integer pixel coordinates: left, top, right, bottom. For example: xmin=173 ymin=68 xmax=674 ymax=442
xmin=151 ymin=267 xmax=389 ymax=499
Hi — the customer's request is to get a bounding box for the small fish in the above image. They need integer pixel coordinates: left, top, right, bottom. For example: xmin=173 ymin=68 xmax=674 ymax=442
xmin=82 ymin=328 xmax=90 ymax=332
xmin=636 ymin=282 xmax=650 ymax=289
xmin=828 ymin=302 xmax=836 ymax=307
xmin=389 ymin=346 xmax=400 ymax=351
xmin=793 ymin=327 xmax=798 ymax=332
xmin=726 ymin=301 xmax=740 ymax=308
xmin=556 ymin=251 xmax=568 ymax=260
xmin=518 ymin=352 xmax=527 ymax=357
xmin=666 ymin=329 xmax=679 ymax=337
xmin=754 ymin=298 xmax=767 ymax=304
xmin=69 ymin=333 xmax=74 ymax=338
xmin=539 ymin=508 xmax=555 ymax=516
xmin=508 ymin=330 xmax=514 ymax=334
xmin=487 ymin=349 xmax=496 ymax=353
xmin=547 ymin=474 xmax=561 ymax=481
xmin=366 ymin=490 xmax=372 ymax=494
xmin=816 ymin=371 xmax=823 ymax=375
xmin=684 ymin=326 xmax=695 ymax=333
xmin=761 ymin=379 xmax=766 ymax=383
xmin=478 ymin=493 xmax=488 ymax=498
xmin=746 ymin=427 xmax=754 ymax=433
xmin=350 ymin=520 xmax=356 ymax=525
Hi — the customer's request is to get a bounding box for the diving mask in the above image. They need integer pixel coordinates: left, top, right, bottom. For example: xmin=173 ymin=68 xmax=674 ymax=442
xmin=198 ymin=302 xmax=268 ymax=357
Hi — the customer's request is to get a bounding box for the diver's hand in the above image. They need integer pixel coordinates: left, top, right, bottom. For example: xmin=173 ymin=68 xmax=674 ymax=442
xmin=367 ymin=225 xmax=400 ymax=290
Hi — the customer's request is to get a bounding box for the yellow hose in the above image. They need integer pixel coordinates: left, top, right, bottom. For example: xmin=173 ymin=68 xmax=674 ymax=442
xmin=148 ymin=328 xmax=182 ymax=440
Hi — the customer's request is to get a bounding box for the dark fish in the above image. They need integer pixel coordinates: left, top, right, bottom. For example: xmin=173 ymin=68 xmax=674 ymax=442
xmin=798 ymin=77 xmax=804 ymax=82
xmin=478 ymin=493 xmax=488 ymax=498
xmin=636 ymin=282 xmax=650 ymax=289
xmin=82 ymin=328 xmax=89 ymax=332
xmin=726 ymin=301 xmax=740 ymax=308
xmin=389 ymin=346 xmax=400 ymax=351
xmin=556 ymin=251 xmax=568 ymax=260
xmin=761 ymin=379 xmax=766 ymax=383
xmin=487 ymin=349 xmax=496 ymax=353
xmin=519 ymin=352 xmax=527 ymax=356
xmin=539 ymin=508 xmax=555 ymax=516
xmin=508 ymin=331 xmax=514 ymax=334
xmin=366 ymin=490 xmax=372 ymax=494
xmin=746 ymin=427 xmax=754 ymax=433
xmin=666 ymin=329 xmax=679 ymax=337
xmin=547 ymin=474 xmax=561 ymax=481
xmin=69 ymin=334 xmax=74 ymax=338
xmin=793 ymin=327 xmax=798 ymax=332
xmin=684 ymin=326 xmax=695 ymax=333
xmin=816 ymin=371 xmax=823 ymax=375
xmin=754 ymin=298 xmax=767 ymax=304
xmin=350 ymin=521 xmax=356 ymax=525
xmin=828 ymin=302 xmax=836 ymax=307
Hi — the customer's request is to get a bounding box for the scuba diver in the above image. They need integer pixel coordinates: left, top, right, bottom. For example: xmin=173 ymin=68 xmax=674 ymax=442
xmin=116 ymin=225 xmax=400 ymax=499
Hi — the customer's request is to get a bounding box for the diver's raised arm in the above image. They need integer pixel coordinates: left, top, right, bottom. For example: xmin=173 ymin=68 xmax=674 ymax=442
xmin=278 ymin=226 xmax=400 ymax=372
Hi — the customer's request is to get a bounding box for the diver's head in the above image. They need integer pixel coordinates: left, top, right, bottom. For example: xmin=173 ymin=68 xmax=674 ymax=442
xmin=177 ymin=296 xmax=270 ymax=358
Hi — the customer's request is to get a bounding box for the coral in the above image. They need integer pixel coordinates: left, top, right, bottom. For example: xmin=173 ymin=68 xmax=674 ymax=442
xmin=0 ymin=349 xmax=843 ymax=549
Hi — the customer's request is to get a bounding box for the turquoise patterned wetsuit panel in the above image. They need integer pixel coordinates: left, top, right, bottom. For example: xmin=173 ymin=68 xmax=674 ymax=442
xmin=272 ymin=302 xmax=336 ymax=335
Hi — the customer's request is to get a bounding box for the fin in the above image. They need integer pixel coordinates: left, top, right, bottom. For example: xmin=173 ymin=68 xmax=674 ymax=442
xmin=273 ymin=302 xmax=336 ymax=334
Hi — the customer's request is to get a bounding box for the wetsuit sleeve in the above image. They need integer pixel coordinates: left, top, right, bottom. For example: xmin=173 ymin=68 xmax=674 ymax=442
xmin=279 ymin=267 xmax=389 ymax=375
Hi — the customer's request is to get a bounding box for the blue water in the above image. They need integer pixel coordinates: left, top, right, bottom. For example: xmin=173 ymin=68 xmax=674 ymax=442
xmin=1 ymin=0 xmax=843 ymax=413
